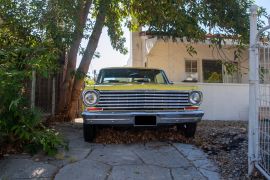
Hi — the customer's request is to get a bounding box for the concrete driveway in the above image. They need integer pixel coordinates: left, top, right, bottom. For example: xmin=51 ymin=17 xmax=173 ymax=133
xmin=0 ymin=123 xmax=220 ymax=180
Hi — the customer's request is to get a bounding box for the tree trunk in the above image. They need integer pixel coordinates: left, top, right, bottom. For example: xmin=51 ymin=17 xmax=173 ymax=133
xmin=67 ymin=1 xmax=108 ymax=120
xmin=58 ymin=0 xmax=92 ymax=113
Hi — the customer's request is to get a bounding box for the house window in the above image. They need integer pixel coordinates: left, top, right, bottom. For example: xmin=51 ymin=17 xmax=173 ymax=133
xmin=202 ymin=60 xmax=223 ymax=83
xmin=184 ymin=60 xmax=198 ymax=82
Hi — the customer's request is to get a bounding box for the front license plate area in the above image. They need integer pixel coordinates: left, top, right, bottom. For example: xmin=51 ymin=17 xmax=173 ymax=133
xmin=135 ymin=116 xmax=157 ymax=126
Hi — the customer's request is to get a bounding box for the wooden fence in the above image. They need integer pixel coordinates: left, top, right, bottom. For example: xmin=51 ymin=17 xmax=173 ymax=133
xmin=30 ymin=71 xmax=82 ymax=118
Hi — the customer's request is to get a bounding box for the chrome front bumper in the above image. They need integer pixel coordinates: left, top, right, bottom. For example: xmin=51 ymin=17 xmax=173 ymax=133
xmin=82 ymin=110 xmax=204 ymax=126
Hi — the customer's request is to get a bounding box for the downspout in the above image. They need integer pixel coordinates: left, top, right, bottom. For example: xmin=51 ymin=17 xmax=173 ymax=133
xmin=141 ymin=35 xmax=147 ymax=67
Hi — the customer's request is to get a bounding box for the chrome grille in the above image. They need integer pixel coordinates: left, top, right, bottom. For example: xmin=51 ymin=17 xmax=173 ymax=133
xmin=96 ymin=90 xmax=191 ymax=110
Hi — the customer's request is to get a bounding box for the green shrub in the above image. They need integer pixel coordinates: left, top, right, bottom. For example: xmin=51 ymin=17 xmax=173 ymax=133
xmin=206 ymin=72 xmax=223 ymax=83
xmin=0 ymin=85 xmax=67 ymax=156
xmin=0 ymin=12 xmax=67 ymax=156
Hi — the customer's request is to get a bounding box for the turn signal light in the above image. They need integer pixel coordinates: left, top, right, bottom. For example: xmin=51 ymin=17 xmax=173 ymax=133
xmin=185 ymin=106 xmax=199 ymax=110
xmin=87 ymin=107 xmax=103 ymax=111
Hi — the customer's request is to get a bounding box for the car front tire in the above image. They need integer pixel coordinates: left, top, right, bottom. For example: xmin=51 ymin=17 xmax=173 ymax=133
xmin=177 ymin=123 xmax=197 ymax=138
xmin=83 ymin=123 xmax=96 ymax=142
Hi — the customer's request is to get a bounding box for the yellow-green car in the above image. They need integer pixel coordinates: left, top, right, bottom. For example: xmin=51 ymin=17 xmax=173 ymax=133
xmin=82 ymin=67 xmax=204 ymax=142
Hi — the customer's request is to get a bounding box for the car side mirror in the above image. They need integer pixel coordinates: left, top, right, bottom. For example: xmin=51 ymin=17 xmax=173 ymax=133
xmin=93 ymin=70 xmax=98 ymax=83
xmin=93 ymin=76 xmax=97 ymax=83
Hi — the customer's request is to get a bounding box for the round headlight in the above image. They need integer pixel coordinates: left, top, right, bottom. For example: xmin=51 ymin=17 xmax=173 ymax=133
xmin=83 ymin=90 xmax=99 ymax=106
xmin=189 ymin=91 xmax=202 ymax=105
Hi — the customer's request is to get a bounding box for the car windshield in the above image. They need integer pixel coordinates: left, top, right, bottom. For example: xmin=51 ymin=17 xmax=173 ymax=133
xmin=97 ymin=68 xmax=169 ymax=84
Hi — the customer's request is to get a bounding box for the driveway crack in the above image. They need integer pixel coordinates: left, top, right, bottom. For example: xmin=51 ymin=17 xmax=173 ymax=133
xmin=104 ymin=166 xmax=113 ymax=180
xmin=169 ymin=168 xmax=175 ymax=180
xmin=170 ymin=143 xmax=209 ymax=180
xmin=132 ymin=151 xmax=146 ymax=164
xmin=85 ymin=148 xmax=94 ymax=159
xmin=51 ymin=164 xmax=65 ymax=179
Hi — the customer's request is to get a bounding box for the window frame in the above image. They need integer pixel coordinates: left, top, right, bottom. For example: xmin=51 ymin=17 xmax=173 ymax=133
xmin=202 ymin=59 xmax=223 ymax=83
xmin=184 ymin=59 xmax=199 ymax=82
xmin=185 ymin=60 xmax=198 ymax=73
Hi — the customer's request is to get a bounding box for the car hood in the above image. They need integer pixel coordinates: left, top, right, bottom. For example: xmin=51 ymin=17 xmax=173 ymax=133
xmin=86 ymin=83 xmax=198 ymax=91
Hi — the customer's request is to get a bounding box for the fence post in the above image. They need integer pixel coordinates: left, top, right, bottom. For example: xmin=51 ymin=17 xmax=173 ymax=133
xmin=31 ymin=70 xmax=36 ymax=109
xmin=52 ymin=77 xmax=56 ymax=115
xmin=248 ymin=5 xmax=258 ymax=175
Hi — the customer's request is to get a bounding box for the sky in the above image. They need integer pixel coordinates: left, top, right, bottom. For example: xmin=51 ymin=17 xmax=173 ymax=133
xmin=87 ymin=26 xmax=130 ymax=76
xmin=79 ymin=0 xmax=270 ymax=76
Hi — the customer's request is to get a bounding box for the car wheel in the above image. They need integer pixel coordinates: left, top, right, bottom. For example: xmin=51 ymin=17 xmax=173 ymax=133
xmin=177 ymin=123 xmax=197 ymax=138
xmin=83 ymin=123 xmax=96 ymax=142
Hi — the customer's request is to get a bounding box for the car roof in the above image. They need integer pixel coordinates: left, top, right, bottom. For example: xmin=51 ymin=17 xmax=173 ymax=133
xmin=99 ymin=67 xmax=163 ymax=71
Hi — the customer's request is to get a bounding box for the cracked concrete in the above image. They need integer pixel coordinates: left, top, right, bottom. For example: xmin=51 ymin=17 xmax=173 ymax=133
xmin=0 ymin=124 xmax=221 ymax=180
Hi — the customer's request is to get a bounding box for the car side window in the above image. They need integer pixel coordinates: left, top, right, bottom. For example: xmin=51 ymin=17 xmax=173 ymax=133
xmin=155 ymin=73 xmax=165 ymax=84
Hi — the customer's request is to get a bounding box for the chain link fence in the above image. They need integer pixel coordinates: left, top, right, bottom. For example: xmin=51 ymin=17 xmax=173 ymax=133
xmin=249 ymin=5 xmax=270 ymax=179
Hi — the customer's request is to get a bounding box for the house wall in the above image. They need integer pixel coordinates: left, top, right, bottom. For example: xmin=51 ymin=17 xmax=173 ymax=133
xmin=146 ymin=40 xmax=249 ymax=84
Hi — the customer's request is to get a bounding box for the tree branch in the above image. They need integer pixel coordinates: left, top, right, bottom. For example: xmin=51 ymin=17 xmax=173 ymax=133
xmin=58 ymin=0 xmax=92 ymax=112
xmin=65 ymin=0 xmax=92 ymax=76
xmin=67 ymin=0 xmax=109 ymax=120
xmin=78 ymin=1 xmax=107 ymax=73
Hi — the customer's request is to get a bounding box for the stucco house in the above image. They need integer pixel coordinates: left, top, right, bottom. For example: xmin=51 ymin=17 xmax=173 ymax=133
xmin=127 ymin=31 xmax=250 ymax=121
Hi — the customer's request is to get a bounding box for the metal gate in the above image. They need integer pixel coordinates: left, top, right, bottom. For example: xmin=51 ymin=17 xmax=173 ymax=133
xmin=249 ymin=5 xmax=270 ymax=179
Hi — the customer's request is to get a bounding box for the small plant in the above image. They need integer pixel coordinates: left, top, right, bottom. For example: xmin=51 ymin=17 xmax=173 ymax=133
xmin=206 ymin=72 xmax=222 ymax=83
xmin=0 ymin=97 xmax=67 ymax=155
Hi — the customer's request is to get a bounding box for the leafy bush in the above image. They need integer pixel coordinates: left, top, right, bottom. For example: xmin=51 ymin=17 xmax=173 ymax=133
xmin=0 ymin=3 xmax=67 ymax=155
xmin=206 ymin=72 xmax=223 ymax=83
xmin=0 ymin=105 xmax=66 ymax=155
xmin=0 ymin=53 xmax=66 ymax=155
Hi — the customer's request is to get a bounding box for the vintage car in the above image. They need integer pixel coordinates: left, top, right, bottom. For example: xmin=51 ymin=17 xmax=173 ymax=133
xmin=82 ymin=67 xmax=204 ymax=142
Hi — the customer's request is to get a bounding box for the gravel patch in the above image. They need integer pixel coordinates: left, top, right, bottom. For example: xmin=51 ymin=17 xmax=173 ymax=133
xmin=195 ymin=121 xmax=249 ymax=179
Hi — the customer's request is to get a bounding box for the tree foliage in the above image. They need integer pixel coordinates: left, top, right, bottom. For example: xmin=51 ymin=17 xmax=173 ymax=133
xmin=132 ymin=0 xmax=267 ymax=43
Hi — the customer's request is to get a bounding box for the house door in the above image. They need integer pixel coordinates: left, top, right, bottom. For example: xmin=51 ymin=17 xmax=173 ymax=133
xmin=202 ymin=60 xmax=223 ymax=83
